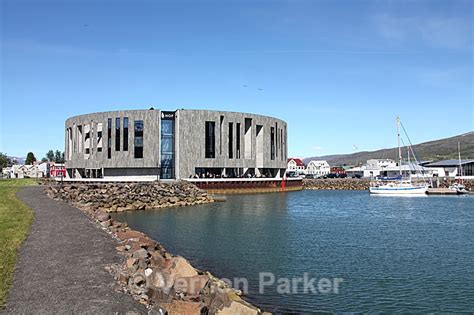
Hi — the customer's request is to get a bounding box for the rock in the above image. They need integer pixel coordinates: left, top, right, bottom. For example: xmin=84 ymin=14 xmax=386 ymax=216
xmin=160 ymin=301 xmax=202 ymax=315
xmin=174 ymin=275 xmax=209 ymax=297
xmin=145 ymin=268 xmax=153 ymax=277
xmin=97 ymin=213 xmax=111 ymax=222
xmin=147 ymin=305 xmax=168 ymax=315
xmin=115 ymin=270 xmax=129 ymax=284
xmin=146 ymin=287 xmax=173 ymax=304
xmin=150 ymin=252 xmax=168 ymax=269
xmin=116 ymin=245 xmax=126 ymax=252
xmin=148 ymin=270 xmax=167 ymax=289
xmin=100 ymin=219 xmax=112 ymax=227
xmin=217 ymin=301 xmax=259 ymax=315
xmin=168 ymin=256 xmax=198 ymax=278
xmin=126 ymin=258 xmax=138 ymax=271
xmin=132 ymin=248 xmax=149 ymax=260
xmin=169 ymin=196 xmax=179 ymax=203
xmin=132 ymin=273 xmax=146 ymax=285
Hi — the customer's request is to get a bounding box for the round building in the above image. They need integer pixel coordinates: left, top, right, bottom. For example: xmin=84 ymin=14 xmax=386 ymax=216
xmin=65 ymin=109 xmax=288 ymax=180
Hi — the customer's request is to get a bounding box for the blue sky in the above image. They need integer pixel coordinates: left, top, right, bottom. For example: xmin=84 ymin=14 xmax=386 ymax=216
xmin=1 ymin=0 xmax=472 ymax=159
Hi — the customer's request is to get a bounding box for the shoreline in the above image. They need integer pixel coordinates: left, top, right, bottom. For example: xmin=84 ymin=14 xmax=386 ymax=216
xmin=45 ymin=182 xmax=264 ymax=314
xmin=39 ymin=178 xmax=473 ymax=313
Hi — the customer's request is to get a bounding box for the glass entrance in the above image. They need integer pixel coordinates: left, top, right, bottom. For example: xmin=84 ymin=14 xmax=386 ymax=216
xmin=160 ymin=113 xmax=175 ymax=179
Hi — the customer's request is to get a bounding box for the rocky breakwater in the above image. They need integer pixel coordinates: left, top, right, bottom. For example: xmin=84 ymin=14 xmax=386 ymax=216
xmin=102 ymin=217 xmax=261 ymax=314
xmin=303 ymin=178 xmax=370 ymax=190
xmin=46 ymin=181 xmax=214 ymax=213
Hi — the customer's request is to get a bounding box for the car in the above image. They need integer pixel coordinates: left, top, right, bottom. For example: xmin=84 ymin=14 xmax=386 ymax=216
xmin=286 ymin=171 xmax=299 ymax=178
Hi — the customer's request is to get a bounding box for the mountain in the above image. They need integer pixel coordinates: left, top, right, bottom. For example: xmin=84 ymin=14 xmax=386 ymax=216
xmin=303 ymin=131 xmax=474 ymax=167
xmin=7 ymin=156 xmax=26 ymax=165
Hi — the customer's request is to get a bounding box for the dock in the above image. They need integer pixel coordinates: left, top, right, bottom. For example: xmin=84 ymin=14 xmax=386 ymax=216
xmin=427 ymin=188 xmax=459 ymax=195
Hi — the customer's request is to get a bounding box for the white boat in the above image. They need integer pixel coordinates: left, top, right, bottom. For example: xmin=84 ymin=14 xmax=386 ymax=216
xmin=369 ymin=182 xmax=428 ymax=195
xmin=448 ymin=142 xmax=469 ymax=194
xmin=369 ymin=117 xmax=429 ymax=195
xmin=449 ymin=182 xmax=468 ymax=194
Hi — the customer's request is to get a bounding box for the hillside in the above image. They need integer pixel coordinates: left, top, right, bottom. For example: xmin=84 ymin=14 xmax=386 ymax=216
xmin=304 ymin=131 xmax=474 ymax=166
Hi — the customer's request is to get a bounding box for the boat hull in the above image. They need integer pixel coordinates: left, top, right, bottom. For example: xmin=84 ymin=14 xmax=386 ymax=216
xmin=369 ymin=186 xmax=428 ymax=195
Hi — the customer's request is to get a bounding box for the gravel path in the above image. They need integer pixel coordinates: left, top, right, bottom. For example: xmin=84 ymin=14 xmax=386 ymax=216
xmin=3 ymin=186 xmax=146 ymax=314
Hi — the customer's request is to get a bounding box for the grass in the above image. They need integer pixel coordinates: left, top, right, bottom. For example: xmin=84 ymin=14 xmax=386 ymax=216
xmin=0 ymin=178 xmax=37 ymax=307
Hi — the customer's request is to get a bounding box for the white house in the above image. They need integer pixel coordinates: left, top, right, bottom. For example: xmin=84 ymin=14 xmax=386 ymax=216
xmin=287 ymin=158 xmax=306 ymax=175
xmin=305 ymin=160 xmax=330 ymax=177
xmin=345 ymin=158 xmax=434 ymax=178
xmin=423 ymin=159 xmax=474 ymax=178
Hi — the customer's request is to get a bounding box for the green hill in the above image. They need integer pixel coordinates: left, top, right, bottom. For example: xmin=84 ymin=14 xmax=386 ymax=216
xmin=304 ymin=131 xmax=474 ymax=166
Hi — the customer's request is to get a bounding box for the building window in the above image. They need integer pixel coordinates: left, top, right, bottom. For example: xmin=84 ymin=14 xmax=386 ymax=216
xmin=270 ymin=126 xmax=275 ymax=160
xmin=205 ymin=121 xmax=216 ymax=158
xmin=244 ymin=118 xmax=252 ymax=159
xmin=115 ymin=118 xmax=121 ymax=151
xmin=97 ymin=123 xmax=103 ymax=153
xmin=228 ymin=122 xmax=234 ymax=159
xmin=275 ymin=123 xmax=278 ymax=158
xmin=219 ymin=115 xmax=224 ymax=155
xmin=77 ymin=125 xmax=83 ymax=153
xmin=134 ymin=120 xmax=144 ymax=158
xmin=123 ymin=117 xmax=129 ymax=151
xmin=236 ymin=123 xmax=241 ymax=159
xmin=280 ymin=129 xmax=283 ymax=160
xmin=107 ymin=118 xmax=112 ymax=159
xmin=84 ymin=123 xmax=91 ymax=158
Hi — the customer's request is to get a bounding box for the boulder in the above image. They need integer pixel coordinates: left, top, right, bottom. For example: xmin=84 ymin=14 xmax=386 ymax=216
xmin=160 ymin=301 xmax=202 ymax=315
xmin=132 ymin=248 xmax=149 ymax=260
xmin=168 ymin=256 xmax=198 ymax=278
xmin=174 ymin=275 xmax=209 ymax=297
xmin=97 ymin=213 xmax=110 ymax=222
xmin=218 ymin=301 xmax=259 ymax=315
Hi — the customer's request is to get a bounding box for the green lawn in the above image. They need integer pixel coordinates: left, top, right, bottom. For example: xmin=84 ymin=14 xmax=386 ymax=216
xmin=0 ymin=179 xmax=37 ymax=307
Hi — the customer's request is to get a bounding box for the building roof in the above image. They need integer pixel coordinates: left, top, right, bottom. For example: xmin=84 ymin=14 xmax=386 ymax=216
xmin=424 ymin=159 xmax=474 ymax=167
xmin=307 ymin=160 xmax=329 ymax=165
xmin=288 ymin=158 xmax=305 ymax=167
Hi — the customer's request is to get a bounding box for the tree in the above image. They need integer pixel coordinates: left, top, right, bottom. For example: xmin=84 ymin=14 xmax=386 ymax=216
xmin=25 ymin=152 xmax=37 ymax=165
xmin=54 ymin=150 xmax=62 ymax=163
xmin=46 ymin=150 xmax=55 ymax=162
xmin=0 ymin=152 xmax=8 ymax=169
xmin=41 ymin=157 xmax=48 ymax=162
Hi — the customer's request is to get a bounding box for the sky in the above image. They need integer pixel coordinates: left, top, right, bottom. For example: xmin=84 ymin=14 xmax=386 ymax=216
xmin=1 ymin=0 xmax=473 ymax=159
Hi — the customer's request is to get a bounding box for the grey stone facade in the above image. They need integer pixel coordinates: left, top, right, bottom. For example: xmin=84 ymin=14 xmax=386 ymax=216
xmin=65 ymin=109 xmax=287 ymax=179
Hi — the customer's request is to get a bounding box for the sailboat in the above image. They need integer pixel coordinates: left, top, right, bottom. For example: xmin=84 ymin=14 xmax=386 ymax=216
xmin=369 ymin=117 xmax=428 ymax=195
xmin=449 ymin=142 xmax=468 ymax=194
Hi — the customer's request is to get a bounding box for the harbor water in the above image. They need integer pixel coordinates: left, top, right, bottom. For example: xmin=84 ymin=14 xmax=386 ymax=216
xmin=113 ymin=190 xmax=474 ymax=313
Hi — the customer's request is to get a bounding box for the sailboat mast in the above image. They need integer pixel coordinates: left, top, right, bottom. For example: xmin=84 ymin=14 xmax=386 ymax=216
xmin=458 ymin=141 xmax=463 ymax=183
xmin=397 ymin=117 xmax=402 ymax=176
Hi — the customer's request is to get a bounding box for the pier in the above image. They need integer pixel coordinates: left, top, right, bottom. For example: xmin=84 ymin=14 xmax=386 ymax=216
xmin=184 ymin=177 xmax=303 ymax=194
xmin=426 ymin=188 xmax=459 ymax=195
